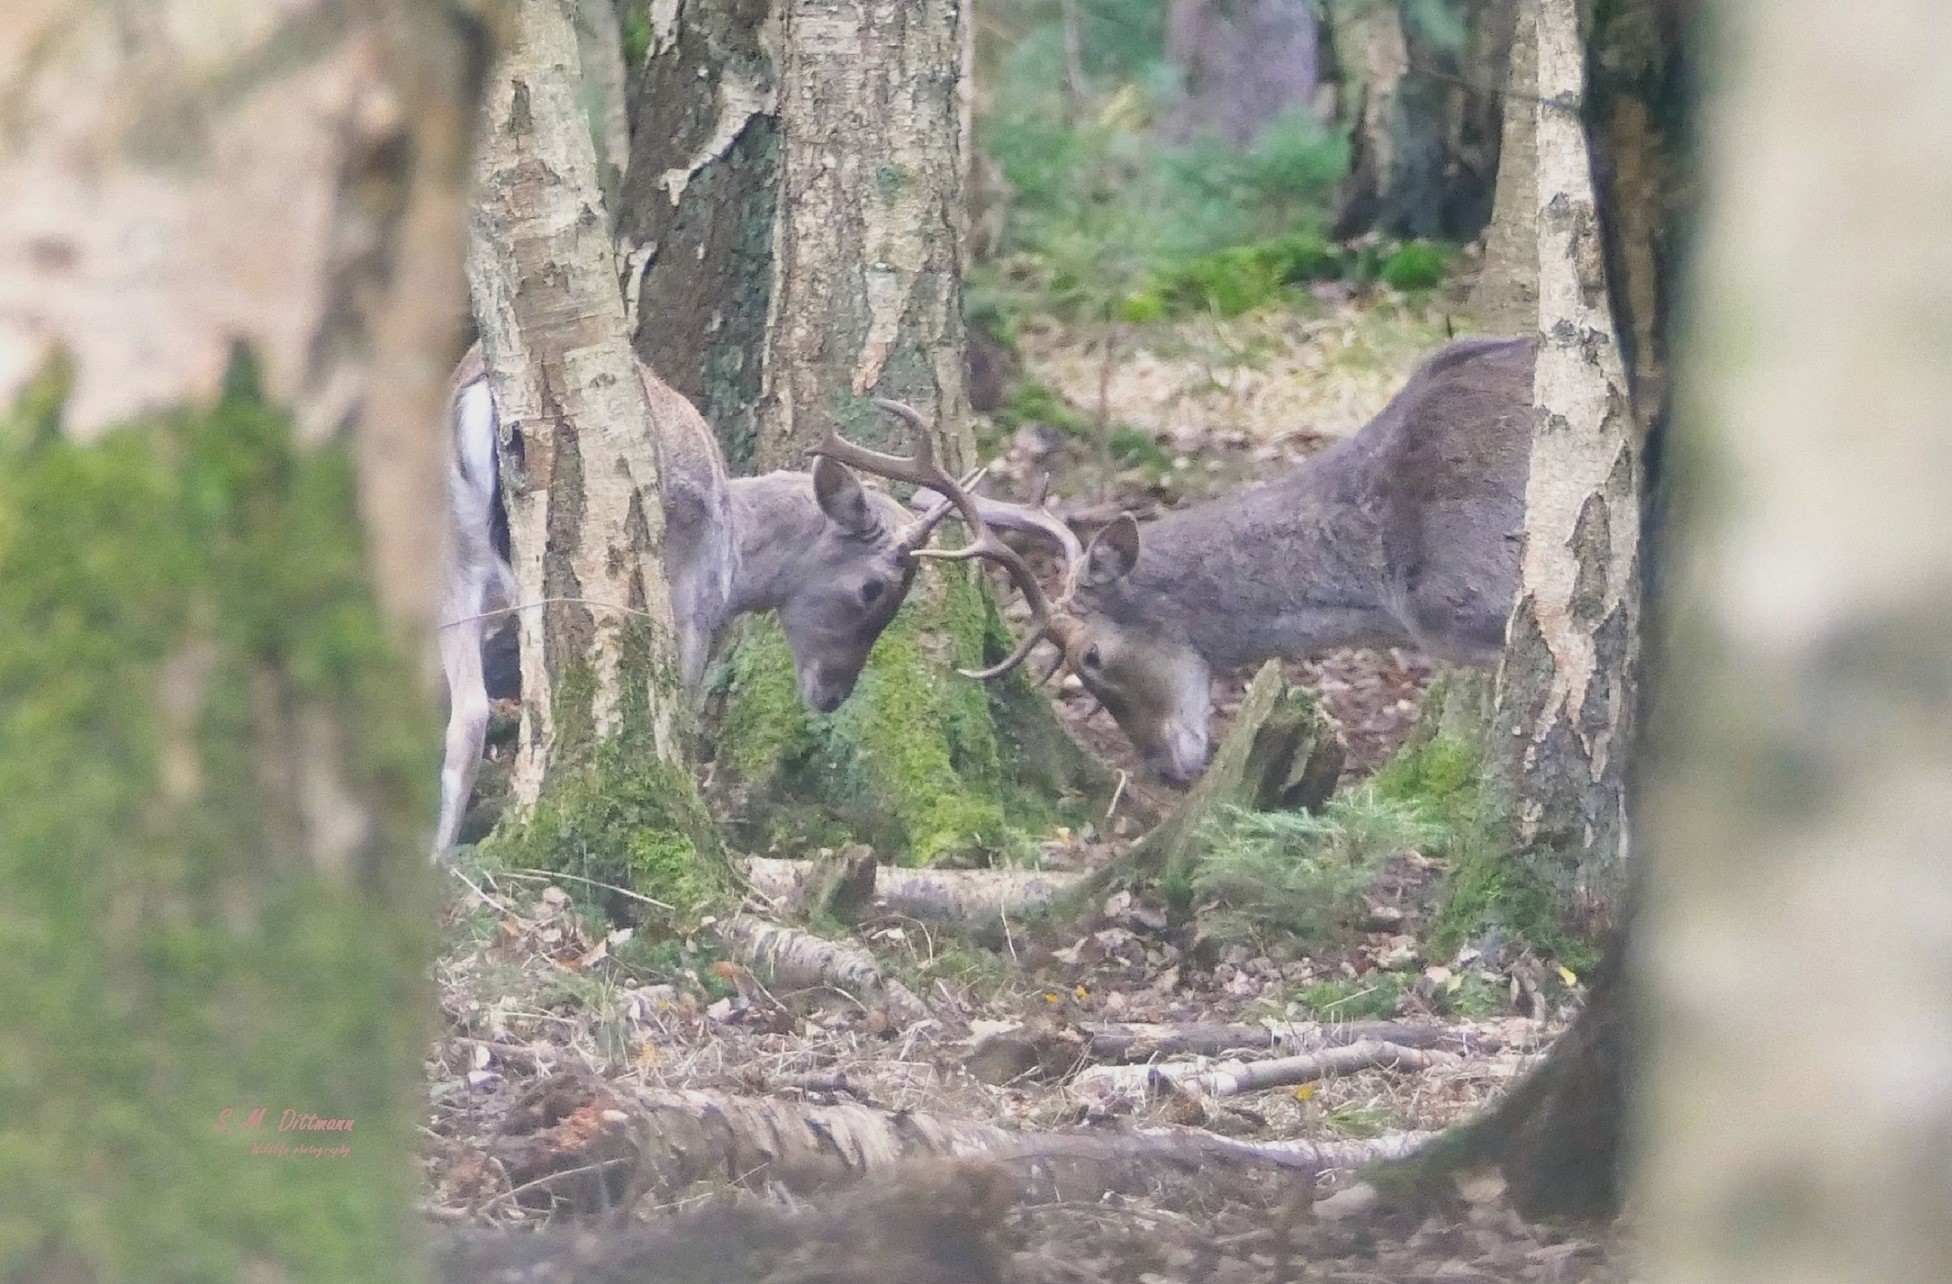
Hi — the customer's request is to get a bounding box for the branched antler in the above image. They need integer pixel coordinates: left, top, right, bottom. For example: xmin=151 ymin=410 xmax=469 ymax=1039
xmin=812 ymin=400 xmax=1079 ymax=679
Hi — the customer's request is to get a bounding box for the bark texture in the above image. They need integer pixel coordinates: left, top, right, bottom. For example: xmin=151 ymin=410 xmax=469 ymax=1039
xmin=757 ymin=0 xmax=973 ymax=470
xmin=619 ymin=0 xmax=782 ymax=470
xmin=1466 ymin=0 xmax=1537 ymax=334
xmin=1635 ymin=2 xmax=1952 ymax=1277
xmin=0 ymin=2 xmax=484 ymax=1277
xmin=1163 ymin=0 xmax=1319 ymax=148
xmin=467 ymin=0 xmax=689 ymax=805
xmin=1487 ymin=0 xmax=1641 ymax=936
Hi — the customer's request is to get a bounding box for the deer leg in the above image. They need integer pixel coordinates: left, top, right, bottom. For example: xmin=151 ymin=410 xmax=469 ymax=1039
xmin=432 ymin=598 xmax=491 ymax=862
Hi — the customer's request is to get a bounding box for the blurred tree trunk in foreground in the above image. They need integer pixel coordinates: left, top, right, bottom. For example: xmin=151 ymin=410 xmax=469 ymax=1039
xmin=0 ymin=2 xmax=485 ymax=1278
xmin=1636 ymin=1 xmax=1952 ymax=1277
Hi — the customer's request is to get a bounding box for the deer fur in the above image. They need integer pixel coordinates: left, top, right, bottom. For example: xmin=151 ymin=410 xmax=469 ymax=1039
xmin=964 ymin=334 xmax=1536 ymax=784
xmin=433 ymin=346 xmax=931 ymax=860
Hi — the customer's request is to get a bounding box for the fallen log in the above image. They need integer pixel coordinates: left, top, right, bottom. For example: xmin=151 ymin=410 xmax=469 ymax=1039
xmin=1072 ymin=1040 xmax=1437 ymax=1105
xmin=1083 ymin=1019 xmax=1494 ymax=1062
xmin=484 ymin=1073 xmax=1430 ymax=1218
xmin=743 ymin=856 xmax=1083 ymax=923
xmin=719 ymin=915 xmax=929 ymax=1025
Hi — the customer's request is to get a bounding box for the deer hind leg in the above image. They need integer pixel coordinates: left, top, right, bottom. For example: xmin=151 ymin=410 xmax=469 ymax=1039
xmin=432 ymin=586 xmax=492 ymax=862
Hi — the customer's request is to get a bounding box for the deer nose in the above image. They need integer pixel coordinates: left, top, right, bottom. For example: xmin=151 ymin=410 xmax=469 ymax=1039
xmin=799 ymin=664 xmax=852 ymax=714
xmin=1150 ymin=728 xmax=1211 ymax=785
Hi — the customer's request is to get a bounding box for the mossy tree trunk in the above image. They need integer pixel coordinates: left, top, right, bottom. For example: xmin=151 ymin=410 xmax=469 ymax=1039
xmin=622 ymin=0 xmax=1112 ymax=863
xmin=617 ymin=0 xmax=781 ymax=471
xmin=1637 ymin=1 xmax=1952 ymax=1274
xmin=1487 ymin=0 xmax=1642 ymax=939
xmin=0 ymin=2 xmax=485 ymax=1278
xmin=468 ymin=0 xmax=692 ymax=797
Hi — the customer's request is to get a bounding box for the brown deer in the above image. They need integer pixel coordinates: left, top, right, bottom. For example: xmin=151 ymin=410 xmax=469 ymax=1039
xmin=434 ymin=345 xmax=966 ymax=858
xmin=822 ymin=334 xmax=1536 ymax=785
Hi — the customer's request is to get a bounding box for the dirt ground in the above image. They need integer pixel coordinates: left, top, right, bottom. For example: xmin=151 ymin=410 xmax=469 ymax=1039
xmin=422 ymin=296 xmax=1625 ymax=1281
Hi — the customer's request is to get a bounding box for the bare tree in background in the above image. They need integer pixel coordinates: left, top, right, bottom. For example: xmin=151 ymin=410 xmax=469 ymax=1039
xmin=1163 ymin=0 xmax=1320 ymax=148
xmin=1637 ymin=1 xmax=1952 ymax=1276
xmin=0 ymin=2 xmax=485 ymax=1277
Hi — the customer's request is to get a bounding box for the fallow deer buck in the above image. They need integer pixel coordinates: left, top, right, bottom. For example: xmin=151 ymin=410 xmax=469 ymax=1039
xmin=823 ymin=334 xmax=1536 ymax=786
xmin=434 ymin=345 xmax=971 ymax=859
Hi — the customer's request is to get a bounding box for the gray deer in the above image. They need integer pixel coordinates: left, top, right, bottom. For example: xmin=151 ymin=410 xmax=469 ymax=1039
xmin=434 ymin=345 xmax=965 ymax=859
xmin=822 ymin=334 xmax=1536 ymax=785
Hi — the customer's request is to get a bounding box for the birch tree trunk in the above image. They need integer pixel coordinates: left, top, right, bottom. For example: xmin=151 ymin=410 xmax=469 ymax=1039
xmin=0 ymin=3 xmax=483 ymax=1278
xmin=1467 ymin=0 xmax=1537 ymax=334
xmin=1637 ymin=2 xmax=1952 ymax=1277
xmin=467 ymin=0 xmax=689 ymax=805
xmin=756 ymin=0 xmax=973 ymax=471
xmin=1487 ymin=0 xmax=1641 ymax=936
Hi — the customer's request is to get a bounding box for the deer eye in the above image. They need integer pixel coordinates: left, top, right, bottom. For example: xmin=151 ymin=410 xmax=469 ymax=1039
xmin=860 ymin=579 xmax=886 ymax=606
xmin=1081 ymin=643 xmax=1103 ymax=670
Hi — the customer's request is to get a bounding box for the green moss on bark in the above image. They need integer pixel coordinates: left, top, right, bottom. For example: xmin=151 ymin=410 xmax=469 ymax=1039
xmin=716 ymin=571 xmax=1107 ymax=865
xmin=485 ymin=620 xmax=729 ymax=927
xmin=0 ymin=355 xmax=435 ymax=1281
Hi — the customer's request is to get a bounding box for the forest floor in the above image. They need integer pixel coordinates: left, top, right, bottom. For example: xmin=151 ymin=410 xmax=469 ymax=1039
xmin=421 ymin=295 xmax=1628 ymax=1282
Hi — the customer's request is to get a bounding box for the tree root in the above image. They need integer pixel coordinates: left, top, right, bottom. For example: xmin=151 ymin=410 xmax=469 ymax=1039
xmin=742 ymin=856 xmax=1082 ymax=923
xmin=1072 ymin=1040 xmax=1438 ymax=1104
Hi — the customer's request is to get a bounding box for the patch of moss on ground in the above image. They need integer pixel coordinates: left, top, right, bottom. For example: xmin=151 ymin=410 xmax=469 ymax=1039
xmin=715 ymin=571 xmax=1101 ymax=865
xmin=1290 ymin=974 xmax=1406 ymax=1021
xmin=0 ymin=352 xmax=433 ymax=1279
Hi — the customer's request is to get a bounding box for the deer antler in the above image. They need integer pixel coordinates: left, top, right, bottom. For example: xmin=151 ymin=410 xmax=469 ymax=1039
xmin=812 ymin=400 xmax=1075 ymax=680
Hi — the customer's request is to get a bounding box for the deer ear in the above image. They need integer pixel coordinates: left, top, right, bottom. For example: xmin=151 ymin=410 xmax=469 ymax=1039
xmin=812 ymin=456 xmax=877 ymax=536
xmin=1082 ymin=515 xmax=1140 ymax=585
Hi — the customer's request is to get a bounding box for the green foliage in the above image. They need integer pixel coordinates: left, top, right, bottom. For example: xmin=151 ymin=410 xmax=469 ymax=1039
xmin=1149 ymin=233 xmax=1343 ymax=317
xmin=1192 ymin=787 xmax=1443 ymax=944
xmin=979 ymin=17 xmax=1351 ymax=326
xmin=0 ymin=355 xmax=434 ymax=1279
xmin=1290 ymin=974 xmax=1406 ymax=1021
xmin=1369 ymin=733 xmax=1480 ymax=824
xmin=1380 ymin=240 xmax=1455 ymax=291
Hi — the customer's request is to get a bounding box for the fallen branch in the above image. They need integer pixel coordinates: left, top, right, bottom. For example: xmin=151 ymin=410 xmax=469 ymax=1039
xmin=719 ymin=915 xmax=929 ymax=1025
xmin=743 ymin=856 xmax=1082 ymax=923
xmin=1083 ymin=1019 xmax=1494 ymax=1063
xmin=1073 ymin=1040 xmax=1437 ymax=1104
xmin=487 ymin=1073 xmax=1429 ymax=1217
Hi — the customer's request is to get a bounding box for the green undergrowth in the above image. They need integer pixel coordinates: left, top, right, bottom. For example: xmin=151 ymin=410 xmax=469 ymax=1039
xmin=715 ymin=573 xmax=1101 ymax=865
xmin=0 ymin=351 xmax=434 ymax=1279
xmin=1192 ymin=786 xmax=1443 ymax=946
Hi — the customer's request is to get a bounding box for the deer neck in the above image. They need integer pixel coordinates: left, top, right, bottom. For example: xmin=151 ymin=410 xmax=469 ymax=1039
xmin=1113 ymin=450 xmax=1407 ymax=666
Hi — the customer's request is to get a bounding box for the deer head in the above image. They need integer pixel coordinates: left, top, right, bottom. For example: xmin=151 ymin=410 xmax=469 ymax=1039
xmin=770 ymin=452 xmax=969 ymax=712
xmin=827 ymin=402 xmax=1214 ymax=784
